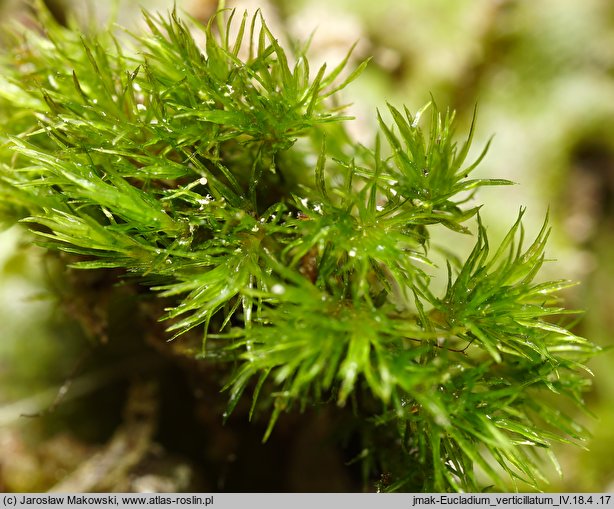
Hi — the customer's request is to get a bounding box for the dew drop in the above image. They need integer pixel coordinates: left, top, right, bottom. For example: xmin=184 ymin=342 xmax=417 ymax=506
xmin=198 ymin=195 xmax=212 ymax=206
xmin=271 ymin=284 xmax=285 ymax=295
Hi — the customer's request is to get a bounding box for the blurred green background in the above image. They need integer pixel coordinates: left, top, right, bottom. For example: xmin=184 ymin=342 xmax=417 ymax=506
xmin=1 ymin=0 xmax=614 ymax=492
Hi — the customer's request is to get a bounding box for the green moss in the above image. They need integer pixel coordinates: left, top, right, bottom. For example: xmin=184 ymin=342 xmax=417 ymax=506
xmin=0 ymin=5 xmax=600 ymax=492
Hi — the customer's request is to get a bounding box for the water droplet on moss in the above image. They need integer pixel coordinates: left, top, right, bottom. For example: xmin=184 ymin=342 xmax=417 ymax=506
xmin=271 ymin=284 xmax=285 ymax=295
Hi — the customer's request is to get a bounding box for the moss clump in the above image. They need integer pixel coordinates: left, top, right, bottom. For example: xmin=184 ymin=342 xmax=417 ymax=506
xmin=0 ymin=5 xmax=599 ymax=491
